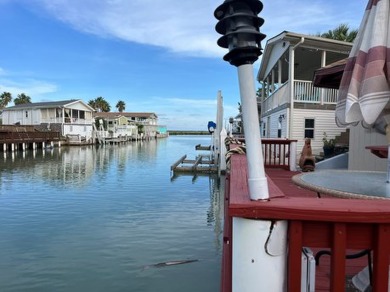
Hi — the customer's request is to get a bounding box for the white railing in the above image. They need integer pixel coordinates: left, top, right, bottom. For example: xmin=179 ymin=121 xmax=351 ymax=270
xmin=262 ymin=82 xmax=289 ymax=114
xmin=294 ymin=80 xmax=339 ymax=104
xmin=262 ymin=80 xmax=339 ymax=113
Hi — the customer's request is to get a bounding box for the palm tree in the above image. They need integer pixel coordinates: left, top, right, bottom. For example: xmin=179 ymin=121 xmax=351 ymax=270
xmin=88 ymin=96 xmax=111 ymax=112
xmin=0 ymin=92 xmax=12 ymax=109
xmin=116 ymin=100 xmax=126 ymax=112
xmin=318 ymin=24 xmax=358 ymax=42
xmin=14 ymin=93 xmax=31 ymax=105
xmin=88 ymin=99 xmax=97 ymax=110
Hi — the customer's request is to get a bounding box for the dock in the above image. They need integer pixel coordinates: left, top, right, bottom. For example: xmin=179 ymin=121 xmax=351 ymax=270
xmin=0 ymin=125 xmax=61 ymax=152
xmin=170 ymin=154 xmax=217 ymax=173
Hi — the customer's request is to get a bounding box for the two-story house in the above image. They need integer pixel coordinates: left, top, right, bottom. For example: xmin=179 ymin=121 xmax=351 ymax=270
xmin=257 ymin=31 xmax=353 ymax=155
xmin=94 ymin=112 xmax=159 ymax=138
xmin=2 ymin=99 xmax=95 ymax=142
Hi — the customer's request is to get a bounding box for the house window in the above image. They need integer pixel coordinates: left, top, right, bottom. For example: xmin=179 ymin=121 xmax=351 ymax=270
xmin=25 ymin=111 xmax=28 ymax=118
xmin=79 ymin=111 xmax=85 ymax=120
xmin=304 ymin=118 xmax=315 ymax=138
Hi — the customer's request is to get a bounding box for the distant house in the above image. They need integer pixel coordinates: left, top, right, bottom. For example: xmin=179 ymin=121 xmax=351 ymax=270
xmin=257 ymin=31 xmax=353 ymax=155
xmin=93 ymin=112 xmax=138 ymax=138
xmin=2 ymin=99 xmax=95 ymax=141
xmin=94 ymin=112 xmax=159 ymax=138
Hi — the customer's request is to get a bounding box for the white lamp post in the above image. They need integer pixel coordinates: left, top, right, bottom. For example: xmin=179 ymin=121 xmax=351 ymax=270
xmin=214 ymin=0 xmax=268 ymax=200
xmin=215 ymin=2 xmax=288 ymax=291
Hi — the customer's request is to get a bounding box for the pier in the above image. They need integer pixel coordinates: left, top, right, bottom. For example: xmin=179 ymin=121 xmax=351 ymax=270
xmin=0 ymin=125 xmax=61 ymax=152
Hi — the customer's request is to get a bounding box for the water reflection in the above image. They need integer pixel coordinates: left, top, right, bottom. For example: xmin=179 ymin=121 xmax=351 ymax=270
xmin=0 ymin=140 xmax=161 ymax=189
xmin=169 ymin=173 xmax=224 ymax=253
xmin=0 ymin=137 xmax=223 ymax=292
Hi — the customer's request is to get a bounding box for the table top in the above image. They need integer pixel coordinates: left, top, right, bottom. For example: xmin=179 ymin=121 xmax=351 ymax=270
xmin=292 ymin=170 xmax=390 ymax=199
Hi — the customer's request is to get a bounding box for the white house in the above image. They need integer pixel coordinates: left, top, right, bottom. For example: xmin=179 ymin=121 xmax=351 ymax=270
xmin=94 ymin=112 xmax=159 ymax=138
xmin=93 ymin=112 xmax=138 ymax=139
xmin=2 ymin=99 xmax=95 ymax=141
xmin=257 ymin=31 xmax=353 ymax=156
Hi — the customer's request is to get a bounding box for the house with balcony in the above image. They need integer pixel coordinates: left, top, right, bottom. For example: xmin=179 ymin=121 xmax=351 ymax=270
xmin=2 ymin=99 xmax=95 ymax=142
xmin=93 ymin=112 xmax=138 ymax=139
xmin=94 ymin=112 xmax=159 ymax=139
xmin=257 ymin=31 xmax=353 ymax=156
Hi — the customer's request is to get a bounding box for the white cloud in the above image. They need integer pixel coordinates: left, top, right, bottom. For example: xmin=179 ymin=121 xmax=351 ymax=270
xmin=26 ymin=0 xmax=366 ymax=58
xmin=32 ymin=0 xmax=223 ymax=58
xmin=0 ymin=78 xmax=58 ymax=98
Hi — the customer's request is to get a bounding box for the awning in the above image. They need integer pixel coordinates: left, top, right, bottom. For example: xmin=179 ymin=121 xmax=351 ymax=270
xmin=312 ymin=58 xmax=346 ymax=89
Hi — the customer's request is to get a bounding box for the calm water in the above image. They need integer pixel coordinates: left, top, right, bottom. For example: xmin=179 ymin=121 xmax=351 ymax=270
xmin=0 ymin=136 xmax=223 ymax=292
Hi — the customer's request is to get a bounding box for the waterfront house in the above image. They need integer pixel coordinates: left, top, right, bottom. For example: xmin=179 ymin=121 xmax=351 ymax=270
xmin=93 ymin=112 xmax=138 ymax=139
xmin=94 ymin=112 xmax=159 ymax=138
xmin=2 ymin=99 xmax=95 ymax=142
xmin=257 ymin=31 xmax=353 ymax=156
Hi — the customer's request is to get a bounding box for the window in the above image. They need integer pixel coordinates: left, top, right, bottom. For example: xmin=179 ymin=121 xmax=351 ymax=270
xmin=25 ymin=111 xmax=28 ymax=118
xmin=304 ymin=118 xmax=315 ymax=138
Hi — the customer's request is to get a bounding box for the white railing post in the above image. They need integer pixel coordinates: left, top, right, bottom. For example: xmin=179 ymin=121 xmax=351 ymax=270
xmin=220 ymin=128 xmax=227 ymax=174
xmin=289 ymin=141 xmax=297 ymax=171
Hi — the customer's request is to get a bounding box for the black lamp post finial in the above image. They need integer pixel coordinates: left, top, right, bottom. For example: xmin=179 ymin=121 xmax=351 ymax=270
xmin=214 ymin=0 xmax=266 ymax=67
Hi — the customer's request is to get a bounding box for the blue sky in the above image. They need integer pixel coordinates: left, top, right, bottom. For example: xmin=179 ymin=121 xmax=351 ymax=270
xmin=0 ymin=0 xmax=367 ymax=130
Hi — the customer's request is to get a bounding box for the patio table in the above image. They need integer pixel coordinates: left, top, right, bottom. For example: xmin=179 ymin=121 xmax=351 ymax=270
xmin=292 ymin=170 xmax=390 ymax=199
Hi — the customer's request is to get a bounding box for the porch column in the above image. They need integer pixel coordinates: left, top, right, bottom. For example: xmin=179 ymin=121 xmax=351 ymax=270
xmin=288 ymin=46 xmax=295 ymax=139
xmin=288 ymin=37 xmax=304 ymax=139
xmin=271 ymin=69 xmax=275 ymax=92
xmin=320 ymin=50 xmax=326 ymax=105
xmin=278 ymin=59 xmax=282 ymax=85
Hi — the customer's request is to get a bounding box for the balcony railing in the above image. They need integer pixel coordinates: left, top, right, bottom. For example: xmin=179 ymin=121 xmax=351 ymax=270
xmin=262 ymin=80 xmax=339 ymax=113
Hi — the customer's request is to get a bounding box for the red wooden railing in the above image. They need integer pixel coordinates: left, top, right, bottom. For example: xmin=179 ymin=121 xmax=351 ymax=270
xmin=235 ymin=138 xmax=297 ymax=170
xmin=222 ymin=154 xmax=390 ymax=292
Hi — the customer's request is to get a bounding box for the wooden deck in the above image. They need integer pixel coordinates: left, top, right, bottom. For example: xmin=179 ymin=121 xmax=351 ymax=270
xmin=266 ymin=168 xmax=370 ymax=291
xmin=222 ymin=154 xmax=390 ymax=292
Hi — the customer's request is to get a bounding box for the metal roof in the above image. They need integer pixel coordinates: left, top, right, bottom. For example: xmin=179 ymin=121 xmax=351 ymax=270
xmin=4 ymin=99 xmax=94 ymax=111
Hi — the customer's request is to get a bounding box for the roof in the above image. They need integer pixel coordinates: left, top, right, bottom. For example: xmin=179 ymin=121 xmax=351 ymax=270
xmin=94 ymin=112 xmax=158 ymax=119
xmin=4 ymin=99 xmax=95 ymax=111
xmin=257 ymin=31 xmax=353 ymax=81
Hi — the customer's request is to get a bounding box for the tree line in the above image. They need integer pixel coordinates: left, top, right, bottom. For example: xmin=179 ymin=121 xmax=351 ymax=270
xmin=0 ymin=92 xmax=127 ymax=113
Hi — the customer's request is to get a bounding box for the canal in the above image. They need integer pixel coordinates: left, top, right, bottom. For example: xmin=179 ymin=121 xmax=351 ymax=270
xmin=0 ymin=135 xmax=223 ymax=292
